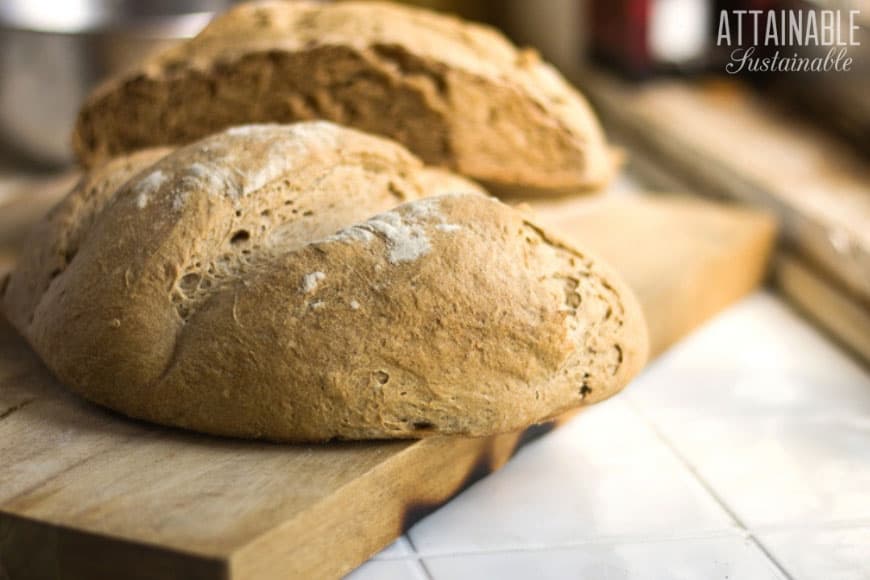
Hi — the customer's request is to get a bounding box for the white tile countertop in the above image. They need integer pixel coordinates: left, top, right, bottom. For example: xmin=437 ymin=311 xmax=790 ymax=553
xmin=348 ymin=291 xmax=870 ymax=580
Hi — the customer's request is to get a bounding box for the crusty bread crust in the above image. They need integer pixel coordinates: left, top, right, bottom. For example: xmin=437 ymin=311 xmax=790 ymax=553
xmin=4 ymin=123 xmax=645 ymax=441
xmin=73 ymin=1 xmax=615 ymax=195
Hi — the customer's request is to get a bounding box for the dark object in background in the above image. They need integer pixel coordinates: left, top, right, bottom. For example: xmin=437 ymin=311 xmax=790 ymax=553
xmin=588 ymin=0 xmax=868 ymax=155
xmin=710 ymin=0 xmax=870 ymax=156
xmin=709 ymin=0 xmax=868 ymax=156
xmin=763 ymin=1 xmax=869 ymax=158
xmin=589 ymin=0 xmax=713 ymax=77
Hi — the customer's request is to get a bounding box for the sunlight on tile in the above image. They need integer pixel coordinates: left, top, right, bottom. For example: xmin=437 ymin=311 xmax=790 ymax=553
xmin=423 ymin=535 xmax=784 ymax=580
xmin=409 ymin=399 xmax=734 ymax=555
xmin=758 ymin=527 xmax=870 ymax=580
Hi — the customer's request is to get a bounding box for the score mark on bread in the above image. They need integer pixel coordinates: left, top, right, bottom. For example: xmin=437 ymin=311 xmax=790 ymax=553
xmin=3 ymin=122 xmax=647 ymax=441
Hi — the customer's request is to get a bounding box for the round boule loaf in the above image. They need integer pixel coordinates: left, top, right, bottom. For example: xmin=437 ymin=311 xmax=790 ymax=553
xmin=2 ymin=122 xmax=647 ymax=441
xmin=73 ymin=0 xmax=615 ymax=196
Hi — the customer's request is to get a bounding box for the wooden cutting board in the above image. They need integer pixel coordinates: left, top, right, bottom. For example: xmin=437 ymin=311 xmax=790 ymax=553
xmin=0 ymin=193 xmax=775 ymax=580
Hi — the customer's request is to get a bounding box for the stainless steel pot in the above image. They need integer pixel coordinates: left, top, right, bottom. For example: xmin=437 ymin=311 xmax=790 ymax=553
xmin=0 ymin=0 xmax=231 ymax=167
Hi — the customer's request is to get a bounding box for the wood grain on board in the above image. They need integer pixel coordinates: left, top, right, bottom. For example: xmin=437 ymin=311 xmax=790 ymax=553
xmin=0 ymin=193 xmax=775 ymax=580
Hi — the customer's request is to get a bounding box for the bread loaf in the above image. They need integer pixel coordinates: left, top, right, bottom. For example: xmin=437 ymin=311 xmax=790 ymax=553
xmin=3 ymin=122 xmax=646 ymax=441
xmin=73 ymin=0 xmax=615 ymax=195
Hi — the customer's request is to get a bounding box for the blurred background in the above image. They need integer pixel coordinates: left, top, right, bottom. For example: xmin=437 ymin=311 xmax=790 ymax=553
xmin=0 ymin=3 xmax=867 ymax=577
xmin=0 ymin=0 xmax=867 ymax=363
xmin=1 ymin=0 xmax=867 ymax=165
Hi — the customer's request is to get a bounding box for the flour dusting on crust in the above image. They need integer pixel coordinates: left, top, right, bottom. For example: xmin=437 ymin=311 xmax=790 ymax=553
xmin=133 ymin=170 xmax=166 ymax=209
xmin=323 ymin=195 xmax=462 ymax=264
xmin=151 ymin=123 xmax=343 ymax=211
xmin=300 ymin=271 xmax=326 ymax=294
xmin=365 ymin=211 xmax=431 ymax=264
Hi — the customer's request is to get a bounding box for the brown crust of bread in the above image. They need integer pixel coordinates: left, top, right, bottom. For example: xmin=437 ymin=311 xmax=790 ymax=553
xmin=73 ymin=1 xmax=615 ymax=195
xmin=4 ymin=123 xmax=646 ymax=441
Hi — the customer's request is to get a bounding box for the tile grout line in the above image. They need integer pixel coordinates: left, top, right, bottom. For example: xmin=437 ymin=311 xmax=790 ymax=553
xmin=404 ymin=533 xmax=435 ymax=580
xmin=408 ymin=529 xmax=740 ymax=560
xmin=384 ymin=516 xmax=870 ymax=561
xmin=374 ymin=395 xmax=870 ymax=571
xmin=748 ymin=518 xmax=870 ymax=534
xmin=624 ymin=398 xmax=795 ymax=580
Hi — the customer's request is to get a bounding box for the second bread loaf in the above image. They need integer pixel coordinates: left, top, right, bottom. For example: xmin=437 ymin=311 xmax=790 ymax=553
xmin=73 ymin=1 xmax=615 ymax=195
